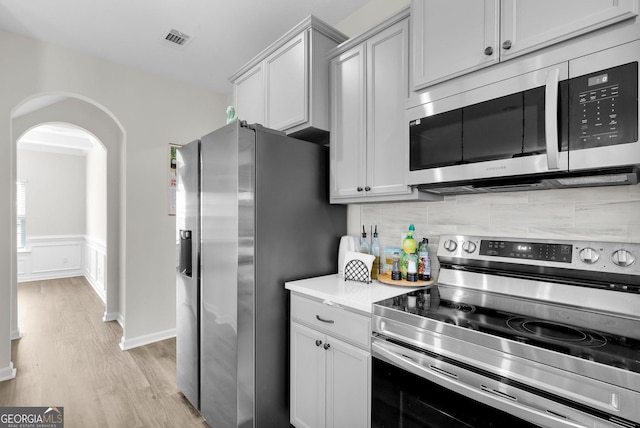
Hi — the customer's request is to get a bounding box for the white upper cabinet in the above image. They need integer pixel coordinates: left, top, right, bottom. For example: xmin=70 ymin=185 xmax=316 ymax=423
xmin=329 ymin=9 xmax=439 ymax=203
xmin=501 ymin=0 xmax=639 ymax=60
xmin=229 ymin=16 xmax=347 ymax=140
xmin=366 ymin=19 xmax=412 ymax=197
xmin=330 ymin=44 xmax=367 ymax=200
xmin=233 ymin=64 xmax=264 ymax=126
xmin=412 ymin=0 xmax=638 ymax=91
xmin=265 ymin=32 xmax=307 ymax=131
xmin=412 ymin=0 xmax=499 ymax=90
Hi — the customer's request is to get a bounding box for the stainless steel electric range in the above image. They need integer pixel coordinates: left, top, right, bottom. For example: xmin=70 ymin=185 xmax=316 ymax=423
xmin=372 ymin=235 xmax=640 ymax=428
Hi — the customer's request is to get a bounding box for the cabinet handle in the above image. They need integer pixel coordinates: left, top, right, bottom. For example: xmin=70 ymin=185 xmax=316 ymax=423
xmin=502 ymin=40 xmax=512 ymax=50
xmin=357 ymin=187 xmax=363 ymax=192
xmin=315 ymin=340 xmax=323 ymax=347
xmin=364 ymin=186 xmax=371 ymax=191
xmin=316 ymin=315 xmax=335 ymax=324
xmin=323 ymin=343 xmax=331 ymax=350
xmin=484 ymin=46 xmax=493 ymax=56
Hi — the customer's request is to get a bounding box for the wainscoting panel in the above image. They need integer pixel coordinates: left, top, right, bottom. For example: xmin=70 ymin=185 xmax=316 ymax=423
xmin=84 ymin=237 xmax=107 ymax=302
xmin=31 ymin=242 xmax=82 ymax=273
xmin=18 ymin=236 xmax=107 ymax=304
xmin=18 ymin=236 xmax=84 ymax=281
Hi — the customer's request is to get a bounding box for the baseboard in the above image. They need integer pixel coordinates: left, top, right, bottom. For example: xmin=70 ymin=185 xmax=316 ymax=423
xmin=0 ymin=362 xmax=17 ymax=382
xmin=10 ymin=329 xmax=22 ymax=340
xmin=119 ymin=328 xmax=176 ymax=351
xmin=84 ymin=273 xmax=106 ymax=303
xmin=102 ymin=311 xmax=124 ymax=328
xmin=18 ymin=269 xmax=85 ymax=283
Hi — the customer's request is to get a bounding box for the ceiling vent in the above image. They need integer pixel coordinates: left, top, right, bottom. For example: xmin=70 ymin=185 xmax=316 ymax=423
xmin=165 ymin=29 xmax=190 ymax=46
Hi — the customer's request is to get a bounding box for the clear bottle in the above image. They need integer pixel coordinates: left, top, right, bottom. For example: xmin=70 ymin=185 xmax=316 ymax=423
xmin=417 ymin=238 xmax=431 ymax=281
xmin=406 ymin=253 xmax=418 ymax=282
xmin=360 ymin=225 xmax=370 ymax=254
xmin=370 ymin=226 xmax=380 ymax=280
xmin=391 ymin=252 xmax=402 ymax=281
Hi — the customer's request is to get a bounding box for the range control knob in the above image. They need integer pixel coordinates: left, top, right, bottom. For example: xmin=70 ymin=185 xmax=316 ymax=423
xmin=579 ymin=247 xmax=600 ymax=264
xmin=612 ymin=249 xmax=636 ymax=267
xmin=461 ymin=241 xmax=477 ymax=254
xmin=443 ymin=239 xmax=458 ymax=252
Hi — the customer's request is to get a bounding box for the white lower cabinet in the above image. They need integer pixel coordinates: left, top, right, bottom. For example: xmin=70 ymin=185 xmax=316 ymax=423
xmin=290 ymin=295 xmax=371 ymax=428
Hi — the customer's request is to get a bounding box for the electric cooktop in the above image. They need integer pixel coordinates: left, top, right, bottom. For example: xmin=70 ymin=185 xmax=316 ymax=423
xmin=376 ymin=285 xmax=640 ymax=375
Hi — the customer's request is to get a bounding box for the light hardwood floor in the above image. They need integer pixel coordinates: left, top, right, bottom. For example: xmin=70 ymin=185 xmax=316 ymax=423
xmin=0 ymin=276 xmax=208 ymax=427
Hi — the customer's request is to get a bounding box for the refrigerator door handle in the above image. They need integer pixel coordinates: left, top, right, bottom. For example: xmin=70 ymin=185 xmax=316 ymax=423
xmin=179 ymin=229 xmax=193 ymax=277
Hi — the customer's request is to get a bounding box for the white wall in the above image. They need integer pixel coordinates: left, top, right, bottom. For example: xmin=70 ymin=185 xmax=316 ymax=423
xmin=0 ymin=28 xmax=228 ymax=378
xmin=350 ymin=186 xmax=640 ymax=277
xmin=17 ymin=149 xmax=87 ymax=236
xmin=86 ymin=143 xmax=107 ymax=245
xmin=335 ymin=0 xmax=409 ymax=37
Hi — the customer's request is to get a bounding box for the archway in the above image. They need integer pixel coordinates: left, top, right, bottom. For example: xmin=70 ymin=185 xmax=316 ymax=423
xmin=10 ymin=94 xmax=125 ymax=343
xmin=16 ymin=122 xmax=107 ymax=301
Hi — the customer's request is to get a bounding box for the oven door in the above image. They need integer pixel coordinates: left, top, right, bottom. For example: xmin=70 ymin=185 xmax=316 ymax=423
xmin=407 ymin=63 xmax=569 ymax=187
xmin=372 ymin=337 xmax=614 ymax=428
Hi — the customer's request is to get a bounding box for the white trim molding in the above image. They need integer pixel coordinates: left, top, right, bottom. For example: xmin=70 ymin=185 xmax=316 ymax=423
xmin=10 ymin=329 xmax=22 ymax=341
xmin=84 ymin=236 xmax=107 ymax=303
xmin=0 ymin=362 xmax=17 ymax=382
xmin=119 ymin=328 xmax=176 ymax=351
xmin=103 ymin=311 xmax=124 ymax=328
xmin=18 ymin=235 xmax=84 ymax=282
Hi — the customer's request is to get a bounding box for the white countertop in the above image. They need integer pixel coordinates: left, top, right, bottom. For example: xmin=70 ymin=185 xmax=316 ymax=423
xmin=285 ymin=274 xmax=423 ymax=314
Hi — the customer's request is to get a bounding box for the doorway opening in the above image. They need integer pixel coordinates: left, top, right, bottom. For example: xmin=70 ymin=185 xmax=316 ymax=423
xmin=10 ymin=94 xmax=125 ymax=348
xmin=16 ymin=123 xmax=108 ymax=304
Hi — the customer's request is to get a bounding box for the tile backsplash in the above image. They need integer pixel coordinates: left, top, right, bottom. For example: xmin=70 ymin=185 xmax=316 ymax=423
xmin=347 ymin=184 xmax=640 ymax=277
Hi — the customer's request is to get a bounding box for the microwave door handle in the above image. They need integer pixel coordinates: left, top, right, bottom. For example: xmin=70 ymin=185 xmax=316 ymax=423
xmin=545 ymin=68 xmax=560 ymax=170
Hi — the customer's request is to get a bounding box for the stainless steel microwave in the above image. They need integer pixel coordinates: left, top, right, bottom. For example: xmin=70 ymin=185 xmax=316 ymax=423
xmin=407 ymin=40 xmax=640 ymax=194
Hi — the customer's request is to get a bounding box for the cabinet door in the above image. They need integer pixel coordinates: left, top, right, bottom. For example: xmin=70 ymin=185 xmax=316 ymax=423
xmin=234 ymin=64 xmax=264 ymax=125
xmin=326 ymin=337 xmax=371 ymax=428
xmin=265 ymin=31 xmax=308 ymax=131
xmin=501 ymin=0 xmax=638 ymax=60
xmin=330 ymin=45 xmax=367 ymax=200
xmin=366 ymin=18 xmax=411 ymax=197
xmin=412 ymin=0 xmax=499 ymax=90
xmin=290 ymin=323 xmax=326 ymax=428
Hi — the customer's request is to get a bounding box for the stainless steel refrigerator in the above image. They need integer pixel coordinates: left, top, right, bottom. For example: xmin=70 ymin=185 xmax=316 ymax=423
xmin=176 ymin=121 xmax=346 ymax=427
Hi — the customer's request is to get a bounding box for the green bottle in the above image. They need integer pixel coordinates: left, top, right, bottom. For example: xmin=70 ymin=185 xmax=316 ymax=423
xmin=401 ymin=224 xmax=417 ymax=279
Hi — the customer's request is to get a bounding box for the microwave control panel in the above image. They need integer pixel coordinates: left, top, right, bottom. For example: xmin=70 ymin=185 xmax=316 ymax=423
xmin=569 ymin=61 xmax=638 ymax=150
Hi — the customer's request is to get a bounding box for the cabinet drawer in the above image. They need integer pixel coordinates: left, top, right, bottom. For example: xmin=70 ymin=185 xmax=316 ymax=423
xmin=291 ymin=294 xmax=370 ymax=349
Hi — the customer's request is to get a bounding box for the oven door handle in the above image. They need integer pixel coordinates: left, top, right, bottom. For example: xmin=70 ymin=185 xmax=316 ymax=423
xmin=372 ymin=339 xmax=588 ymax=428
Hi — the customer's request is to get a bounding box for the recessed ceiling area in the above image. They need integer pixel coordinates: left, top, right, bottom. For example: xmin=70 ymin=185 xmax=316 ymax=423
xmin=0 ymin=0 xmax=372 ymax=95
xmin=18 ymin=124 xmax=99 ymax=155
